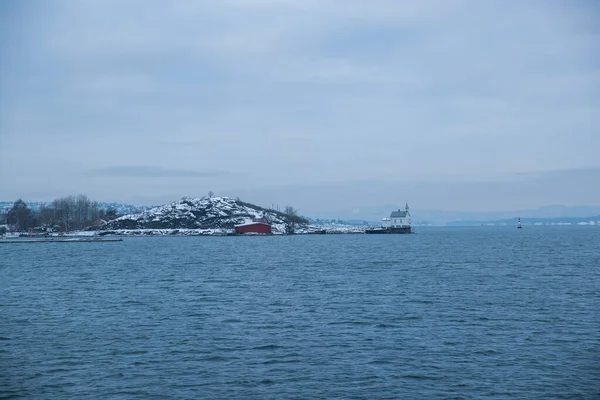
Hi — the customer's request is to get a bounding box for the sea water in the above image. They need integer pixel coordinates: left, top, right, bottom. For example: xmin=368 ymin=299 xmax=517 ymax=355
xmin=1 ymin=227 xmax=599 ymax=399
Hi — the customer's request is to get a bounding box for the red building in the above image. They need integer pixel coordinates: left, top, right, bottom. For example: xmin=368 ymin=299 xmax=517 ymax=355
xmin=234 ymin=222 xmax=272 ymax=234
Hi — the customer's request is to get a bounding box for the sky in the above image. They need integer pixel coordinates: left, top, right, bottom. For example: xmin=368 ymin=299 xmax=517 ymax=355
xmin=0 ymin=0 xmax=598 ymax=216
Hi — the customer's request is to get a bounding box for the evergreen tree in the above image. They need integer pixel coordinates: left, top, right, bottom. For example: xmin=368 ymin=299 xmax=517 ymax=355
xmin=8 ymin=199 xmax=33 ymax=231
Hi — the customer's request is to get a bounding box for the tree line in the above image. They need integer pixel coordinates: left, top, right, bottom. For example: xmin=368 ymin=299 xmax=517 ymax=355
xmin=2 ymin=195 xmax=118 ymax=233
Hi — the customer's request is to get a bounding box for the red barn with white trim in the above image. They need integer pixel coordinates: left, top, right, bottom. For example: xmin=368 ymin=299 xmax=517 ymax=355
xmin=234 ymin=222 xmax=272 ymax=234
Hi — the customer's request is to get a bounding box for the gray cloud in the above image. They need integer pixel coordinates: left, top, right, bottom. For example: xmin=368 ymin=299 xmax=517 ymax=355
xmin=86 ymin=166 xmax=238 ymax=178
xmin=227 ymin=168 xmax=600 ymax=218
xmin=0 ymin=1 xmax=598 ymax=212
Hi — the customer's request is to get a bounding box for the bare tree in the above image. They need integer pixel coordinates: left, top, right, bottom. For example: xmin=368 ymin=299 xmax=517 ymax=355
xmin=105 ymin=208 xmax=118 ymax=220
xmin=75 ymin=194 xmax=89 ymax=229
xmin=52 ymin=195 xmax=96 ymax=231
xmin=39 ymin=205 xmax=56 ymax=227
xmin=208 ymin=191 xmax=214 ymax=198
xmin=52 ymin=197 xmax=65 ymax=230
xmin=8 ymin=194 xmax=104 ymax=232
xmin=52 ymin=195 xmax=76 ymax=231
xmin=284 ymin=205 xmax=297 ymax=216
xmin=284 ymin=205 xmax=299 ymax=234
xmin=90 ymin=201 xmax=100 ymax=222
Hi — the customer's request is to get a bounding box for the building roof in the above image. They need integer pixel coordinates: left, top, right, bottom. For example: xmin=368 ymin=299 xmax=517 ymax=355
xmin=234 ymin=221 xmax=271 ymax=227
xmin=390 ymin=210 xmax=409 ymax=218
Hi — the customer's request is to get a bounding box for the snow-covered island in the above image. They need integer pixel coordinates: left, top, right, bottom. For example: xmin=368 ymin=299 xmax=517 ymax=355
xmin=92 ymin=196 xmax=366 ymax=236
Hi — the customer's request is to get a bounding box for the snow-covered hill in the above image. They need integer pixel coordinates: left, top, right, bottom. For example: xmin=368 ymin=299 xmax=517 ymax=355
xmin=99 ymin=196 xmax=301 ymax=233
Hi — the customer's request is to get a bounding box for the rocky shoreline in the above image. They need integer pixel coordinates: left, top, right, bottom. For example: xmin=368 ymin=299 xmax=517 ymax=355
xmin=96 ymin=225 xmax=367 ymax=236
xmin=2 ymin=224 xmax=369 ymax=238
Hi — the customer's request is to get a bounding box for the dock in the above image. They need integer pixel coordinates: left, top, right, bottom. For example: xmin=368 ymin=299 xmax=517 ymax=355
xmin=0 ymin=237 xmax=123 ymax=244
xmin=365 ymin=227 xmax=413 ymax=234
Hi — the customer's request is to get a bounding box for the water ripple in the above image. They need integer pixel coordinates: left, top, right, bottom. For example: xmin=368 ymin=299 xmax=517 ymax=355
xmin=1 ymin=228 xmax=599 ymax=399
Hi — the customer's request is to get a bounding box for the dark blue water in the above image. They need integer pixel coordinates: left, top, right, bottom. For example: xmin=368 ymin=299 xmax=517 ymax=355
xmin=1 ymin=227 xmax=599 ymax=399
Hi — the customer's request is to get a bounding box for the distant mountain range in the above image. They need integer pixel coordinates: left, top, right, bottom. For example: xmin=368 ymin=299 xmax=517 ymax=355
xmin=227 ymin=168 xmax=600 ymax=224
xmin=448 ymin=215 xmax=600 ymax=226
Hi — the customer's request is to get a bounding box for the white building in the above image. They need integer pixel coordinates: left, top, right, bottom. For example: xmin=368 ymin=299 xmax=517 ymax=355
xmin=382 ymin=203 xmax=411 ymax=228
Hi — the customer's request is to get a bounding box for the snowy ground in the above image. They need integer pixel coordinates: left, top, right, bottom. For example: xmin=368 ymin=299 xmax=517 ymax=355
xmin=295 ymin=224 xmax=367 ymax=234
xmin=2 ymin=224 xmax=372 ymax=237
xmin=95 ymin=224 xmax=369 ymax=236
xmin=97 ymin=228 xmax=235 ymax=236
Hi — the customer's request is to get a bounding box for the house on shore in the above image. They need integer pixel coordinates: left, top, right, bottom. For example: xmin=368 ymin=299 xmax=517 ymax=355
xmin=386 ymin=203 xmax=411 ymax=229
xmin=367 ymin=203 xmax=412 ymax=234
xmin=234 ymin=220 xmax=272 ymax=235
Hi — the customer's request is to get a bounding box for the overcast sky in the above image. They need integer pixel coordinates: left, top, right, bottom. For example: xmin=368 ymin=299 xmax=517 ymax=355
xmin=1 ymin=0 xmax=598 ymax=214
